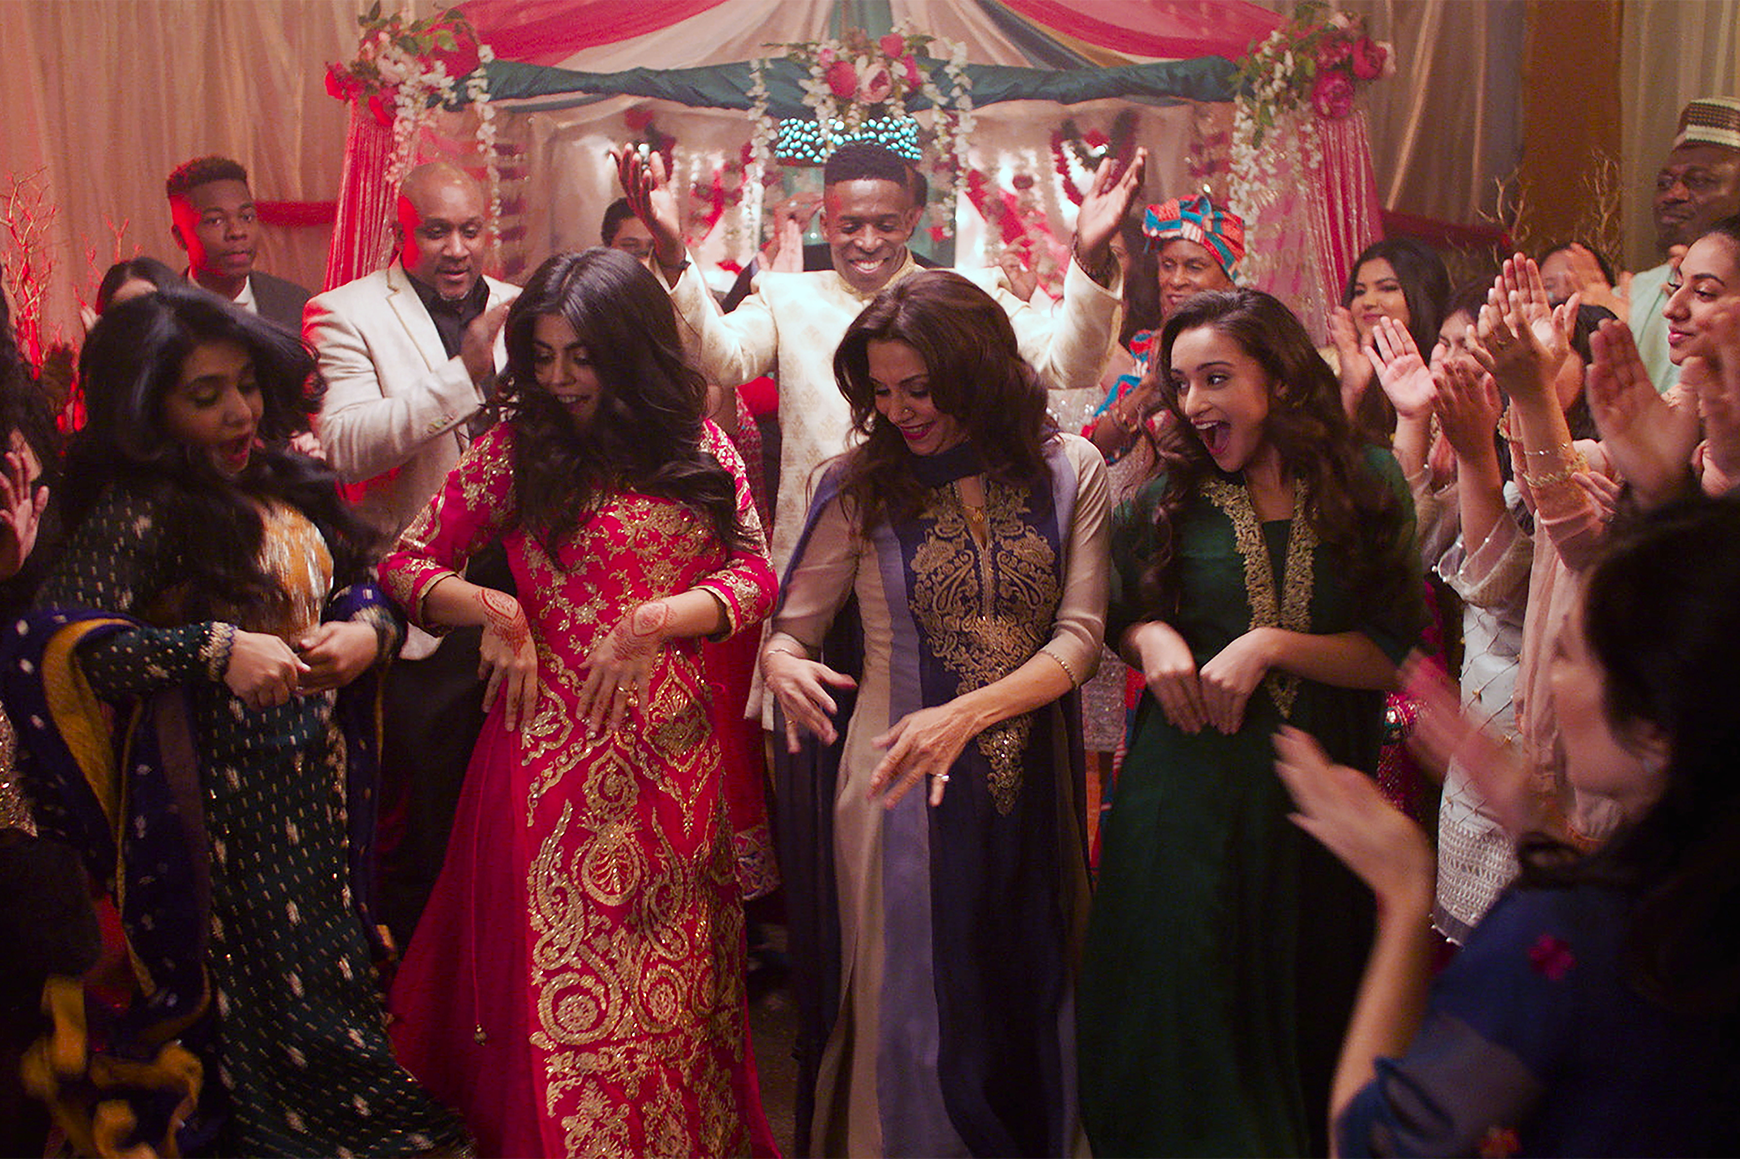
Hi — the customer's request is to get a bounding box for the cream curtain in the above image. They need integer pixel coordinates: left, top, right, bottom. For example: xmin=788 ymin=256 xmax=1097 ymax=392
xmin=0 ymin=0 xmax=362 ymax=344
xmin=1619 ymin=0 xmax=1740 ymax=271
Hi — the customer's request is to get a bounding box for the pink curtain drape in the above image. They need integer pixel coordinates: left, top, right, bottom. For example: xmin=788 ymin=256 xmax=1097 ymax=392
xmin=993 ymin=0 xmax=1280 ymax=60
xmin=324 ymin=101 xmax=396 ymax=291
xmin=464 ymin=0 xmax=734 ymax=67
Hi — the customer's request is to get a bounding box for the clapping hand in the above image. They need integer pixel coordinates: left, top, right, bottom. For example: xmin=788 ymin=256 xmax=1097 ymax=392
xmin=1684 ymin=301 xmax=1740 ymax=494
xmin=1559 ymin=243 xmax=1631 ymax=322
xmin=1329 ymin=306 xmax=1372 ymax=411
xmin=1586 ymin=319 xmax=1699 ymax=506
xmin=1432 ymin=356 xmax=1502 ymax=462
xmin=1368 ymin=316 xmax=1436 ymax=422
xmin=1469 ymin=255 xmax=1576 ymax=403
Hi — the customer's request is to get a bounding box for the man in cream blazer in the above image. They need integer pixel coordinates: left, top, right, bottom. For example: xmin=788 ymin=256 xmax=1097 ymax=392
xmin=303 ymin=160 xmax=518 ymax=943
xmin=305 ymin=162 xmax=518 ymax=561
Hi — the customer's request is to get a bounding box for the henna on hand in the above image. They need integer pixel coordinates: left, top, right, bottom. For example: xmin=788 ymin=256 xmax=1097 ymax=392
xmin=476 ymin=588 xmax=530 ymax=652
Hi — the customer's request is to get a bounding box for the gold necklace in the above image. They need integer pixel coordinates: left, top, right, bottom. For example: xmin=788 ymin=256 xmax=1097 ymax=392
xmin=954 ymin=480 xmax=988 ymax=541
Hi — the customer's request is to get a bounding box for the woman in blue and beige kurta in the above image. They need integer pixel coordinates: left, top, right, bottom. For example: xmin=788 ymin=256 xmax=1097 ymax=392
xmin=763 ymin=270 xmax=1110 ymax=1158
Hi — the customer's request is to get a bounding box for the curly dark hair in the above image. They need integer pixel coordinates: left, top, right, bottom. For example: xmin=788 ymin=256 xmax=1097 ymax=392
xmin=831 ymin=269 xmax=1057 ymax=531
xmin=1518 ymin=495 xmax=1740 ymax=1017
xmin=1136 ymin=288 xmax=1411 ymax=620
xmin=165 ymin=155 xmax=248 ymax=201
xmin=63 ymin=283 xmax=374 ymax=622
xmin=496 ymin=248 xmax=755 ymax=559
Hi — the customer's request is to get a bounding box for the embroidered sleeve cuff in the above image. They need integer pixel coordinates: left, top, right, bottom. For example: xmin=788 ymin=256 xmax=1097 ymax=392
xmin=203 ymin=622 xmax=237 ymax=682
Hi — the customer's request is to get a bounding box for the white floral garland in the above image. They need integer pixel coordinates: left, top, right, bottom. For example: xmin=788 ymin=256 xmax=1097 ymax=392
xmin=380 ymin=39 xmax=500 ymax=244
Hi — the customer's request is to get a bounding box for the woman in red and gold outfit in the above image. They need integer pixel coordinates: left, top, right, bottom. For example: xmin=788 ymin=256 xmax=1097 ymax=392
xmin=382 ymin=248 xmax=778 ymax=1157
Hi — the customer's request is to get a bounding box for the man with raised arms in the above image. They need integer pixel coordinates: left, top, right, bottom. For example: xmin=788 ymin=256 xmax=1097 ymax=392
xmin=619 ymin=141 xmax=1144 ymax=574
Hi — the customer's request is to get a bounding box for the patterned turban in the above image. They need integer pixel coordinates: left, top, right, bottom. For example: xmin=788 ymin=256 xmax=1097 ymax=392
xmin=1142 ymin=194 xmax=1247 ymax=281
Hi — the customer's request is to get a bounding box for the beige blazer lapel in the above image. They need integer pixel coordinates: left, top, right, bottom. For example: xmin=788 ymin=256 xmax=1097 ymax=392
xmin=383 ymin=261 xmax=450 ymax=374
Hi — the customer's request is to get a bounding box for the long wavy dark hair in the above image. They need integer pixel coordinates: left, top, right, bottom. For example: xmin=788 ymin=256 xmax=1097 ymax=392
xmin=496 ymin=248 xmax=755 ymax=558
xmin=1137 ymin=288 xmax=1410 ymax=620
xmin=1517 ymin=496 xmax=1740 ymax=1017
xmin=63 ymin=284 xmax=375 ymax=621
xmin=832 ymin=269 xmax=1056 ymax=530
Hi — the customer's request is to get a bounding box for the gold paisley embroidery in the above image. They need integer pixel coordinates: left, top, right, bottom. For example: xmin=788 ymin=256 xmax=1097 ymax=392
xmin=1202 ymin=477 xmax=1317 ymax=717
xmin=512 ymin=487 xmax=764 ymax=1156
xmin=909 ymin=480 xmax=1061 ymax=814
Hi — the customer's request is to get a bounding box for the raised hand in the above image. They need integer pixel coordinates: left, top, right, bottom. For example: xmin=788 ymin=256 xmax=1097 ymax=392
xmin=1329 ymin=306 xmax=1373 ymax=413
xmin=614 ymin=146 xmax=686 ymax=271
xmin=1073 ymin=148 xmax=1147 ymax=275
xmin=1561 ymin=243 xmax=1629 ymax=321
xmin=1586 ymin=319 xmax=1699 ymax=505
xmin=1273 ymin=725 xmax=1434 ymax=904
xmin=1469 ymin=255 xmax=1574 ymax=402
xmin=1685 ymin=301 xmax=1740 ymax=493
xmin=1400 ymin=653 xmax=1537 ymax=835
xmin=0 ymin=447 xmax=48 ymax=581
xmin=1368 ymin=316 xmax=1436 ymax=421
xmin=1432 ymin=356 xmax=1502 ymax=462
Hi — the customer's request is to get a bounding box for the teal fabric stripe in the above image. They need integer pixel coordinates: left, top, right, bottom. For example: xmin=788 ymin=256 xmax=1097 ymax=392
xmin=483 ymin=54 xmax=1238 ymax=113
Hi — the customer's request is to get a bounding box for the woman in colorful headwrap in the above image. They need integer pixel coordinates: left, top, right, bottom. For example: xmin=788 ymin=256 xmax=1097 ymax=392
xmin=1 ymin=285 xmax=468 ymax=1156
xmin=1077 ymin=196 xmax=1246 ymax=800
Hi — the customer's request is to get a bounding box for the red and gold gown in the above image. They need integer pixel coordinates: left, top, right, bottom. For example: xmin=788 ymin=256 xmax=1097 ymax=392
xmin=381 ymin=420 xmax=778 ymax=1157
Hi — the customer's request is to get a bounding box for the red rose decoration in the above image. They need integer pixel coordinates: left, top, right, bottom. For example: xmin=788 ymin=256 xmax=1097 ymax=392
xmin=1310 ymin=71 xmax=1355 ymax=119
xmin=826 ymin=59 xmax=859 ymax=100
xmin=1527 ymin=934 xmax=1575 ymax=981
xmin=879 ymin=32 xmax=907 ymax=58
xmin=902 ymin=54 xmax=921 ymax=87
xmin=1352 ymin=37 xmax=1388 ymax=80
xmin=325 ymin=63 xmax=357 ymax=102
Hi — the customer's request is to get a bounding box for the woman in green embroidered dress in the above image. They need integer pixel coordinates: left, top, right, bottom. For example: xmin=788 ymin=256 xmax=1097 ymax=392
xmin=1076 ymin=288 xmax=1422 ymax=1156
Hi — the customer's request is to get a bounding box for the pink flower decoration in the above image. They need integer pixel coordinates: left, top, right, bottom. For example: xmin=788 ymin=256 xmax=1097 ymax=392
xmin=1317 ymin=37 xmax=1352 ymax=70
xmin=325 ymin=63 xmax=357 ymax=102
xmin=1310 ymin=71 xmax=1355 ymax=119
xmin=858 ymin=62 xmax=894 ymax=105
xmin=826 ymin=59 xmax=859 ymax=99
xmin=1527 ymin=934 xmax=1576 ymax=981
xmin=818 ymin=47 xmax=836 ymax=66
xmin=902 ymin=53 xmax=921 ymax=87
xmin=879 ymin=33 xmax=907 ymax=58
xmin=1352 ymin=37 xmax=1387 ymax=80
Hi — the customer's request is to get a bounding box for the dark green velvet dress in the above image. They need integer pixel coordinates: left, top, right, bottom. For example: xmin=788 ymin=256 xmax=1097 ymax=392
xmin=1077 ymin=448 xmax=1419 ymax=1156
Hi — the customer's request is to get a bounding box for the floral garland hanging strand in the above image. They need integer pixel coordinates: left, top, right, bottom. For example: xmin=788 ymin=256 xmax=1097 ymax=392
xmin=327 ymin=4 xmax=501 ymax=242
xmin=1228 ymin=0 xmax=1393 ymax=276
